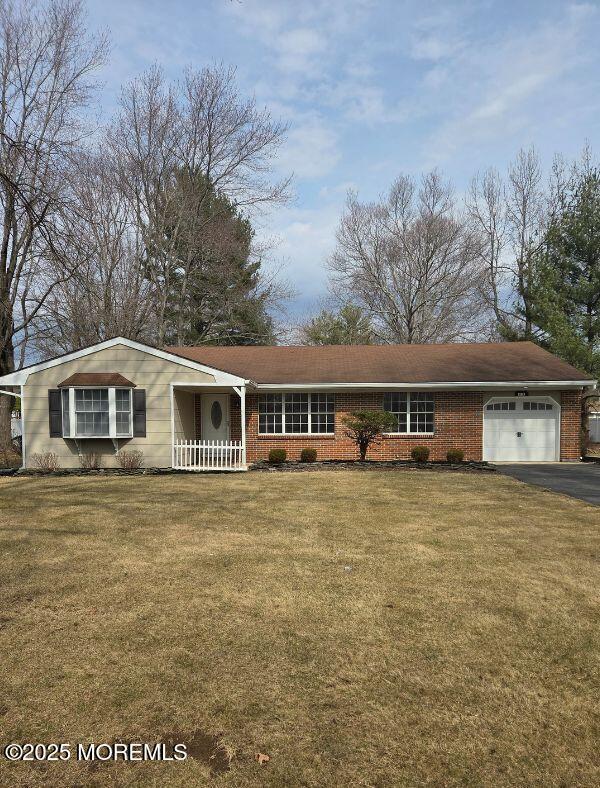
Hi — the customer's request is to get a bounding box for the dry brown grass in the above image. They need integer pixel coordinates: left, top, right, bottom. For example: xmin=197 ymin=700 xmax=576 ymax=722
xmin=0 ymin=470 xmax=598 ymax=786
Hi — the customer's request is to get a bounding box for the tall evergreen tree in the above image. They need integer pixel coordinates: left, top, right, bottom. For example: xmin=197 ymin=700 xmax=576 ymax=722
xmin=158 ymin=170 xmax=277 ymax=346
xmin=300 ymin=304 xmax=374 ymax=345
xmin=532 ymin=167 xmax=600 ymax=375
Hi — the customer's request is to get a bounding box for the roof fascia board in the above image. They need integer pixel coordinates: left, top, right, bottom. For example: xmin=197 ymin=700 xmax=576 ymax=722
xmin=252 ymin=380 xmax=595 ymax=391
xmin=0 ymin=337 xmax=248 ymax=387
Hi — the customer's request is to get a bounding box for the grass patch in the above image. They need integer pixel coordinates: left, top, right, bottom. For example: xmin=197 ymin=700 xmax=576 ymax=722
xmin=0 ymin=471 xmax=599 ymax=786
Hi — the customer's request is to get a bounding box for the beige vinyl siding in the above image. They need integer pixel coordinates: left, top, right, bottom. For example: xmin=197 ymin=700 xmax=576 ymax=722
xmin=23 ymin=344 xmax=215 ymax=468
xmin=173 ymin=390 xmax=195 ymax=441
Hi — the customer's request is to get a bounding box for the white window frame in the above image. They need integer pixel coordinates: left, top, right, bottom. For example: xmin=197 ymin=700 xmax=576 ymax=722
xmin=62 ymin=387 xmax=133 ymax=439
xmin=258 ymin=393 xmax=335 ymax=435
xmin=383 ymin=392 xmax=435 ymax=435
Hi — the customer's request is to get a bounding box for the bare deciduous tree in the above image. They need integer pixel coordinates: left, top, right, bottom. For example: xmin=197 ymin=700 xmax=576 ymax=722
xmin=0 ymin=0 xmax=106 ymax=446
xmin=34 ymin=150 xmax=156 ymax=355
xmin=467 ymin=147 xmax=548 ymax=340
xmin=329 ymin=172 xmax=487 ymax=344
xmin=108 ymin=64 xmax=290 ymax=345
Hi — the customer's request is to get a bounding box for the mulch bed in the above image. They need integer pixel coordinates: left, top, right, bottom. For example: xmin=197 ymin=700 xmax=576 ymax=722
xmin=5 ymin=461 xmax=495 ymax=477
xmin=12 ymin=467 xmax=188 ymax=477
xmin=249 ymin=460 xmax=496 ymax=473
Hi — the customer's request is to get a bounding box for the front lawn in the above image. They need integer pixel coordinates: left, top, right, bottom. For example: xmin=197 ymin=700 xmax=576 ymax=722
xmin=0 ymin=471 xmax=598 ymax=786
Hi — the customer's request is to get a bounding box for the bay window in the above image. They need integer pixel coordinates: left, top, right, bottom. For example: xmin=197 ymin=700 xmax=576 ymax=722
xmin=383 ymin=392 xmax=434 ymax=433
xmin=258 ymin=393 xmax=334 ymax=434
xmin=61 ymin=388 xmax=133 ymax=439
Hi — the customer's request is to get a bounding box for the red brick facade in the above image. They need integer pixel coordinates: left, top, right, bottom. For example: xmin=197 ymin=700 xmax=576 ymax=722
xmin=242 ymin=391 xmax=485 ymax=462
xmin=560 ymin=390 xmax=583 ymax=461
xmin=193 ymin=389 xmax=583 ymax=463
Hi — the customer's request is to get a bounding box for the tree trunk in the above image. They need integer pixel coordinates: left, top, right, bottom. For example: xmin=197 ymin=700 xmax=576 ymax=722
xmin=359 ymin=441 xmax=368 ymax=461
xmin=0 ymin=333 xmax=15 ymax=450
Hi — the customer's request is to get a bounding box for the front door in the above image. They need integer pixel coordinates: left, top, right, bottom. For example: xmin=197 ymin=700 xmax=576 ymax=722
xmin=201 ymin=393 xmax=230 ymax=442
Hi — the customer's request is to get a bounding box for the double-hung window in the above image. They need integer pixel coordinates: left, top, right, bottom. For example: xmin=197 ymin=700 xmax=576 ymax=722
xmin=258 ymin=394 xmax=334 ymax=434
xmin=383 ymin=392 xmax=434 ymax=434
xmin=61 ymin=388 xmax=133 ymax=439
xmin=75 ymin=389 xmax=109 ymax=436
xmin=258 ymin=394 xmax=283 ymax=434
xmin=311 ymin=394 xmax=335 ymax=434
xmin=115 ymin=389 xmax=132 ymax=435
xmin=285 ymin=394 xmax=309 ymax=433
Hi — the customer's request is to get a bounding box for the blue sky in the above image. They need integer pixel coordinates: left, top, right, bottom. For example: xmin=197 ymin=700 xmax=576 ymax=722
xmin=86 ymin=0 xmax=600 ymax=319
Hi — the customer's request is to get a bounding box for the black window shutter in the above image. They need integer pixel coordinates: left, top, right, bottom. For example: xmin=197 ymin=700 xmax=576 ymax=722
xmin=132 ymin=389 xmax=146 ymax=437
xmin=48 ymin=390 xmax=62 ymax=437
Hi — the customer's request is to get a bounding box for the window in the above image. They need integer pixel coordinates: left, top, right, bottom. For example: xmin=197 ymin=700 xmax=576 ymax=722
xmin=61 ymin=387 xmax=133 ymax=439
xmin=285 ymin=394 xmax=309 ymax=433
xmin=383 ymin=393 xmax=408 ymax=432
xmin=523 ymin=401 xmax=553 ymax=411
xmin=259 ymin=394 xmax=282 ymax=434
xmin=115 ymin=389 xmax=132 ymax=435
xmin=311 ymin=394 xmax=334 ymax=433
xmin=210 ymin=399 xmax=223 ymax=429
xmin=486 ymin=401 xmax=516 ymax=411
xmin=258 ymin=394 xmax=335 ymax=434
xmin=383 ymin=392 xmax=434 ymax=433
xmin=75 ymin=389 xmax=109 ymax=436
xmin=410 ymin=393 xmax=434 ymax=432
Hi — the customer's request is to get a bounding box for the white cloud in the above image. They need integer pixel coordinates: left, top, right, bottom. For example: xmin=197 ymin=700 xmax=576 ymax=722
xmin=422 ymin=2 xmax=599 ymax=164
xmin=410 ymin=34 xmax=462 ymax=61
xmin=265 ymin=198 xmax=343 ymax=312
xmin=275 ymin=115 xmax=340 ymax=179
xmin=273 ymin=27 xmax=327 ymax=75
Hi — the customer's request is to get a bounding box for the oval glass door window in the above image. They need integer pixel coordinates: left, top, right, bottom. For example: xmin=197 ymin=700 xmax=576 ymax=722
xmin=210 ymin=400 xmax=223 ymax=429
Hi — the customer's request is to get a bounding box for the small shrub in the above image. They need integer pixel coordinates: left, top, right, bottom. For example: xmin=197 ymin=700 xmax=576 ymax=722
xmin=411 ymin=445 xmax=430 ymax=463
xmin=30 ymin=452 xmax=60 ymax=472
xmin=80 ymin=452 xmax=101 ymax=470
xmin=300 ymin=448 xmax=317 ymax=463
xmin=116 ymin=449 xmax=144 ymax=470
xmin=268 ymin=448 xmax=287 ymax=464
xmin=343 ymin=410 xmax=397 ymax=460
xmin=446 ymin=449 xmax=464 ymax=463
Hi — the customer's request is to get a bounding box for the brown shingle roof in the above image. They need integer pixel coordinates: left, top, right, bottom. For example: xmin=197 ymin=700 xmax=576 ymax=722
xmin=58 ymin=372 xmax=136 ymax=388
xmin=165 ymin=342 xmax=594 ymax=385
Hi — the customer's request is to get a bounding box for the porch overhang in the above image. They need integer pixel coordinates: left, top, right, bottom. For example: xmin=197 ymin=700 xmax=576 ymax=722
xmin=170 ymin=381 xmax=248 ymax=471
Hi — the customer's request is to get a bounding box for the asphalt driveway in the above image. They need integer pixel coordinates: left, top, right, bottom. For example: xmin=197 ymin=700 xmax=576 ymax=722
xmin=496 ymin=463 xmax=600 ymax=506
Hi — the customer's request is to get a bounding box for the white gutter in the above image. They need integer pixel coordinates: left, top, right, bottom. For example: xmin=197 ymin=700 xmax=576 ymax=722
xmin=252 ymin=380 xmax=595 ymax=391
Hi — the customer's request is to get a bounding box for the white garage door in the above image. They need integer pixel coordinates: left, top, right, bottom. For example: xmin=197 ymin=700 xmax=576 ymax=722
xmin=483 ymin=398 xmax=559 ymax=462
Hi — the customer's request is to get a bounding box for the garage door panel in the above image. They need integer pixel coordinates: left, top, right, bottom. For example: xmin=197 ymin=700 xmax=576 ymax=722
xmin=483 ymin=399 xmax=558 ymax=462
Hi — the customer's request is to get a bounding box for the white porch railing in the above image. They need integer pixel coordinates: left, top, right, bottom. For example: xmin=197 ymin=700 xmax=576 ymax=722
xmin=173 ymin=440 xmax=245 ymax=471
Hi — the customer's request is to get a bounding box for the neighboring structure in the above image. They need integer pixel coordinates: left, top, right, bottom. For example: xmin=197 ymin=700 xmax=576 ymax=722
xmin=584 ymin=395 xmax=600 ymax=449
xmin=0 ymin=337 xmax=595 ymax=470
xmin=11 ymin=412 xmax=21 ymax=439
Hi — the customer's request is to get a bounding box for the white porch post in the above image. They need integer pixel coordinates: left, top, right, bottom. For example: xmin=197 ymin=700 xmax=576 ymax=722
xmin=240 ymin=385 xmax=246 ymax=468
xmin=170 ymin=384 xmax=175 ymax=469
